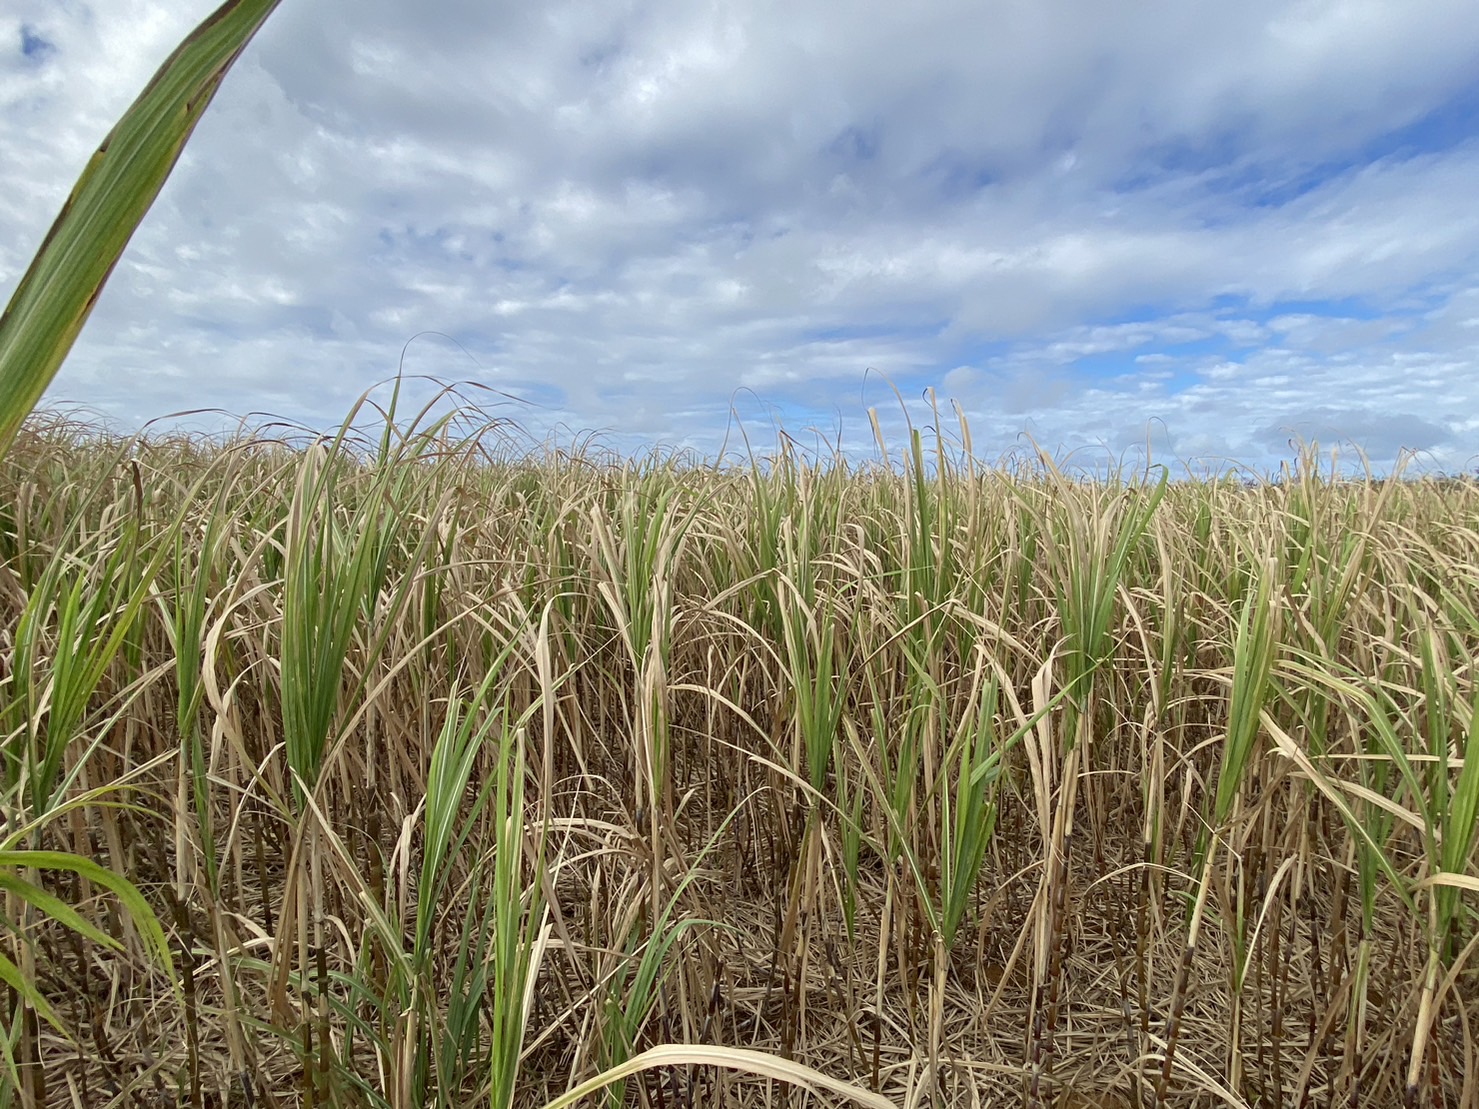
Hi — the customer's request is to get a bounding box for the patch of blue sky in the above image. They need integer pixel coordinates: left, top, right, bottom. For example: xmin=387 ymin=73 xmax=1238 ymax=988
xmin=19 ymin=25 xmax=56 ymax=62
xmin=1258 ymin=296 xmax=1386 ymax=321
xmin=826 ymin=124 xmax=881 ymax=163
xmin=1111 ymin=123 xmax=1254 ymax=195
xmin=947 ymin=302 xmax=1270 ymax=393
xmin=937 ymin=293 xmax=1429 ymax=401
xmin=1122 ymin=81 xmax=1479 ymax=210
xmin=919 ymin=149 xmax=998 ymax=200
xmin=1069 ymin=348 xmax=1200 ymax=388
xmin=1237 ymin=84 xmax=1479 ymax=206
xmin=1156 ymin=335 xmax=1234 ymax=358
xmin=1142 ymin=364 xmax=1206 ymax=394
xmin=1364 ymin=80 xmax=1479 ymax=159
xmin=1128 ymin=292 xmax=1392 ymax=327
xmin=1294 ymin=79 xmax=1479 ymax=197
xmin=1056 ymin=322 xmax=1262 ymax=390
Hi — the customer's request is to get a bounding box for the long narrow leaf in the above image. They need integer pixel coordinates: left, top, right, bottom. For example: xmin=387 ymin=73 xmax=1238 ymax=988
xmin=0 ymin=0 xmax=281 ymax=456
xmin=0 ymin=849 xmax=176 ymax=982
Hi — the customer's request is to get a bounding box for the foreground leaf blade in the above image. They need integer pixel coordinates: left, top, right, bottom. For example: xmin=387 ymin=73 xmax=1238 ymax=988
xmin=0 ymin=0 xmax=281 ymax=456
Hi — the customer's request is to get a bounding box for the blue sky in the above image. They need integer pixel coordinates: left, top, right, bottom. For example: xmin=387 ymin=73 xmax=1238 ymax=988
xmin=3 ymin=0 xmax=1479 ymax=472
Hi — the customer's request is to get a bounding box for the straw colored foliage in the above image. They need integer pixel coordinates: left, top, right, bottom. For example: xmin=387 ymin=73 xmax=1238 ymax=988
xmin=2 ymin=396 xmax=1477 ymax=1108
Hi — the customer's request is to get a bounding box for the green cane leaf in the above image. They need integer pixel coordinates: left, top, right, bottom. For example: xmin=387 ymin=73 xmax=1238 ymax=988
xmin=0 ymin=0 xmax=281 ymax=457
xmin=0 ymin=949 xmax=64 ymax=1034
xmin=0 ymin=850 xmax=176 ymax=984
xmin=0 ymin=873 xmax=122 ymax=953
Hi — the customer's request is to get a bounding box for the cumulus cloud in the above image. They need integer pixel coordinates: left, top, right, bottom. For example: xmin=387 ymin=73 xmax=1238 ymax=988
xmin=2 ymin=0 xmax=1478 ymax=470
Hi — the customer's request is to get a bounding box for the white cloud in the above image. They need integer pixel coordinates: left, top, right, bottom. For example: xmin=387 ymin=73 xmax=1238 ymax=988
xmin=2 ymin=0 xmax=1478 ymax=470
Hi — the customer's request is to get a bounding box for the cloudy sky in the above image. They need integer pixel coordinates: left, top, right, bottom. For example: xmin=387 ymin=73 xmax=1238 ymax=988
xmin=3 ymin=1 xmax=1479 ymax=472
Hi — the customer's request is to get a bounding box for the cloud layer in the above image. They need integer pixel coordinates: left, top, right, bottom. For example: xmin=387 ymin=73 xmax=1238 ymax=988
xmin=3 ymin=0 xmax=1478 ymax=471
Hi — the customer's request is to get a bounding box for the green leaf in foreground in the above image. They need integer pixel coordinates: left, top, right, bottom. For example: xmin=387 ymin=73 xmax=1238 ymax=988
xmin=0 ymin=849 xmax=177 ymax=982
xmin=0 ymin=0 xmax=281 ymax=458
xmin=0 ymin=849 xmax=177 ymax=1098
